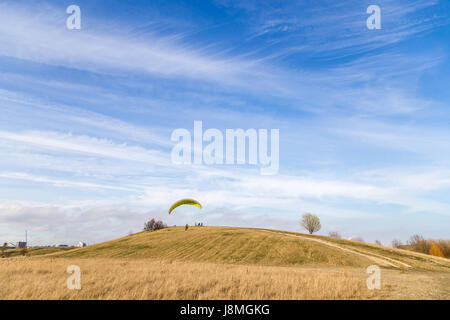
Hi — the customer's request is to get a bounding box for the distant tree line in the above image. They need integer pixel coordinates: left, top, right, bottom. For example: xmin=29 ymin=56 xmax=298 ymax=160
xmin=300 ymin=214 xmax=448 ymax=259
xmin=392 ymin=235 xmax=449 ymax=258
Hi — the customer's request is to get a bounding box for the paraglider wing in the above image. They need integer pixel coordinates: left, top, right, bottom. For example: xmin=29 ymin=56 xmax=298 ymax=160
xmin=168 ymin=199 xmax=202 ymax=214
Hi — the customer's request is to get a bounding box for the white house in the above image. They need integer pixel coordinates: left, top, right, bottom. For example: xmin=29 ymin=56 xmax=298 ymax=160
xmin=77 ymin=241 xmax=87 ymax=247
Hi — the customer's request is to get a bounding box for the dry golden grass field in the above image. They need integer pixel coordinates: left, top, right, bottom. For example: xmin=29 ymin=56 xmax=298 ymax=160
xmin=1 ymin=226 xmax=449 ymax=300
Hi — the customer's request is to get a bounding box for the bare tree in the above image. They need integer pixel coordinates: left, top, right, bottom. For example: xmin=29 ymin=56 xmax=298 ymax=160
xmin=144 ymin=218 xmax=167 ymax=231
xmin=435 ymin=240 xmax=450 ymax=258
xmin=328 ymin=231 xmax=341 ymax=238
xmin=300 ymin=213 xmax=321 ymax=234
xmin=144 ymin=218 xmax=156 ymax=231
xmin=407 ymin=234 xmax=430 ymax=254
xmin=392 ymin=239 xmax=402 ymax=248
xmin=153 ymin=220 xmax=166 ymax=230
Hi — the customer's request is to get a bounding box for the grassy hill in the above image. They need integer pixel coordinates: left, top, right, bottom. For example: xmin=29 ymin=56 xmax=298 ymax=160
xmin=53 ymin=226 xmax=450 ymax=271
xmin=5 ymin=246 xmax=75 ymax=257
xmin=264 ymin=229 xmax=450 ymax=271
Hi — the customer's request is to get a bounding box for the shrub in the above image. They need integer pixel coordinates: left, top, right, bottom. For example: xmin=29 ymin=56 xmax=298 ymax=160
xmin=407 ymin=235 xmax=431 ymax=254
xmin=391 ymin=239 xmax=402 ymax=248
xmin=144 ymin=218 xmax=155 ymax=231
xmin=435 ymin=240 xmax=450 ymax=258
xmin=401 ymin=236 xmax=449 ymax=258
xmin=144 ymin=218 xmax=167 ymax=231
xmin=153 ymin=220 xmax=166 ymax=230
xmin=328 ymin=231 xmax=341 ymax=238
xmin=429 ymin=243 xmax=444 ymax=257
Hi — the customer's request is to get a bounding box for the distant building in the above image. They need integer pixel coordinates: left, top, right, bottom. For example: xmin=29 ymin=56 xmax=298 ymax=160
xmin=58 ymin=244 xmax=69 ymax=247
xmin=16 ymin=242 xmax=27 ymax=249
xmin=77 ymin=242 xmax=87 ymax=247
xmin=2 ymin=242 xmax=15 ymax=249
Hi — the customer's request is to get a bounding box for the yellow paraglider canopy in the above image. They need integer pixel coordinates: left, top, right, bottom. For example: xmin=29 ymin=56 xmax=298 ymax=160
xmin=169 ymin=199 xmax=202 ymax=214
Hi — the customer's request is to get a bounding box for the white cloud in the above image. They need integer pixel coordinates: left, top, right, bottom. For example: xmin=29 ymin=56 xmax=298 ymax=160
xmin=0 ymin=3 xmax=262 ymax=90
xmin=0 ymin=130 xmax=168 ymax=165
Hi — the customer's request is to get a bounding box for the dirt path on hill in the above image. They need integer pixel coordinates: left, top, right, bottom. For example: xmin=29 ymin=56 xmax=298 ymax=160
xmin=262 ymin=230 xmax=411 ymax=269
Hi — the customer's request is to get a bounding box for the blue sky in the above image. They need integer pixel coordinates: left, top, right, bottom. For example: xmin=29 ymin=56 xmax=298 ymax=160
xmin=0 ymin=0 xmax=449 ymax=245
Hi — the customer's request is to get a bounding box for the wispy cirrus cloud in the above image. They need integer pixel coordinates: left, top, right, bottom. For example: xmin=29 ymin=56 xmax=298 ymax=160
xmin=220 ymin=0 xmax=448 ymax=59
xmin=0 ymin=130 xmax=168 ymax=164
xmin=0 ymin=1 xmax=443 ymax=116
xmin=0 ymin=3 xmax=261 ymax=89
